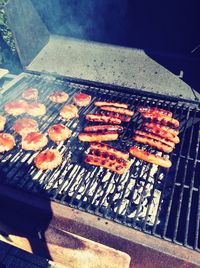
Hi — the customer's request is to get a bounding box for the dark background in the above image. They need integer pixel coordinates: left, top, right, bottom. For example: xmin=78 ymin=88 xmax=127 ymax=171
xmin=32 ymin=0 xmax=199 ymax=55
xmin=32 ymin=0 xmax=200 ymax=93
xmin=1 ymin=0 xmax=200 ymax=92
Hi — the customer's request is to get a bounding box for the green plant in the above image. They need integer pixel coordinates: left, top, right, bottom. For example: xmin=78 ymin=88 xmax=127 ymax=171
xmin=0 ymin=0 xmax=21 ymax=72
xmin=0 ymin=0 xmax=16 ymax=53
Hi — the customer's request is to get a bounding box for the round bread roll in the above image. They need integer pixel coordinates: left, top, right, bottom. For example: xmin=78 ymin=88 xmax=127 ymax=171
xmin=0 ymin=115 xmax=6 ymax=131
xmin=26 ymin=102 xmax=46 ymax=117
xmin=49 ymin=91 xmax=69 ymax=103
xmin=12 ymin=118 xmax=38 ymax=136
xmin=60 ymin=104 xmax=78 ymax=120
xmin=22 ymin=88 xmax=38 ymax=100
xmin=0 ymin=133 xmax=15 ymax=152
xmin=4 ymin=100 xmax=28 ymax=116
xmin=22 ymin=132 xmax=48 ymax=151
xmin=73 ymin=93 xmax=91 ymax=106
xmin=34 ymin=149 xmax=62 ymax=170
xmin=48 ymin=124 xmax=72 ymax=143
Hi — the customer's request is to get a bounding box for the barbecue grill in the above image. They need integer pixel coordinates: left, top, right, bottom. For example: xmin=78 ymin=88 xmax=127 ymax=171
xmin=1 ymin=0 xmax=200 ymax=267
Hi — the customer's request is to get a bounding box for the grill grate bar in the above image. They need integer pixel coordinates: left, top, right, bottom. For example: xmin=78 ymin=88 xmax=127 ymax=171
xmin=172 ymin=109 xmax=197 ymax=244
xmin=184 ymin=118 xmax=200 ymax=246
xmin=151 ymin=166 xmax=171 ymax=234
xmin=102 ymin=172 xmax=129 ymax=219
xmin=60 ymin=165 xmax=83 ymax=201
xmin=195 ymin=185 xmax=200 ymax=249
xmin=95 ymin=172 xmax=122 ymax=216
xmin=162 ymin=107 xmax=191 ymax=238
xmin=113 ymin=159 xmax=139 ymax=222
xmin=68 ymin=168 xmax=95 ymax=206
xmin=141 ymin=165 xmax=163 ymax=231
xmin=131 ymin=161 xmax=157 ymax=228
xmin=75 ymin=167 xmax=103 ymax=209
xmin=85 ymin=170 xmax=115 ymax=213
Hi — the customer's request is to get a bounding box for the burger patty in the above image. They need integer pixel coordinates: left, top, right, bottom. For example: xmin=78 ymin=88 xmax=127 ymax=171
xmin=21 ymin=132 xmax=48 ymax=151
xmin=12 ymin=118 xmax=38 ymax=136
xmin=48 ymin=124 xmax=72 ymax=143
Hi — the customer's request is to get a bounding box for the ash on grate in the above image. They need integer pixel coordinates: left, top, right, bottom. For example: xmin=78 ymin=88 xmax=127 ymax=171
xmin=58 ymin=159 xmax=163 ymax=226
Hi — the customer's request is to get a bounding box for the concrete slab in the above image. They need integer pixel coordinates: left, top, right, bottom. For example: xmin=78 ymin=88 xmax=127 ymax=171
xmin=27 ymin=35 xmax=199 ymax=101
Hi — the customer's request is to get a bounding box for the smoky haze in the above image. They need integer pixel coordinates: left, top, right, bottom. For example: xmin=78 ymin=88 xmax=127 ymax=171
xmin=31 ymin=0 xmax=199 ymax=55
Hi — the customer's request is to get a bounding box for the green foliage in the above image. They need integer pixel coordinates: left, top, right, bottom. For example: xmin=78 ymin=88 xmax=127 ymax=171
xmin=0 ymin=0 xmax=16 ymax=53
xmin=0 ymin=0 xmax=21 ymax=72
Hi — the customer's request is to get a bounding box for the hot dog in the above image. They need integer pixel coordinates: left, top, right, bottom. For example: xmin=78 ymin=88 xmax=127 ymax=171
xmin=84 ymin=125 xmax=124 ymax=133
xmin=133 ymin=135 xmax=173 ymax=153
xmin=142 ymin=112 xmax=179 ymax=128
xmin=137 ymin=107 xmax=172 ymax=117
xmin=100 ymin=111 xmax=131 ymax=122
xmin=78 ymin=132 xmax=118 ymax=142
xmin=129 ymin=146 xmax=172 ymax=168
xmin=90 ymin=149 xmax=129 ymax=165
xmin=144 ymin=123 xmax=179 ymax=136
xmin=85 ymin=154 xmax=130 ymax=174
xmin=94 ymin=101 xmax=128 ymax=108
xmin=90 ymin=143 xmax=129 ymax=160
xmin=143 ymin=126 xmax=180 ymax=144
xmin=100 ymin=106 xmax=134 ymax=117
xmin=86 ymin=114 xmax=121 ymax=124
xmin=135 ymin=130 xmax=175 ymax=148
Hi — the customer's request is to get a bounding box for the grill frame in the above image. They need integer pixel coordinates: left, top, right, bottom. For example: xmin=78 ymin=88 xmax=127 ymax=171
xmin=0 ymin=72 xmax=200 ymax=259
xmin=0 ymin=183 xmax=199 ymax=267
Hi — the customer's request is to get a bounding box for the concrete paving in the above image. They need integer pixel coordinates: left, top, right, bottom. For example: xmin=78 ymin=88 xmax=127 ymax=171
xmin=28 ymin=35 xmax=200 ymax=101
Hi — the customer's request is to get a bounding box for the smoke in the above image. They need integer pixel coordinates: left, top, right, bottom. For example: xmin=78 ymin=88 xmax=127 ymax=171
xmin=31 ymin=0 xmax=131 ymax=47
xmin=31 ymin=0 xmax=200 ymax=54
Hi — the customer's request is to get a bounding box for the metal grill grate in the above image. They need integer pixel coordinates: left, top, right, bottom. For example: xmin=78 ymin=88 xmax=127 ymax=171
xmin=0 ymin=73 xmax=200 ymax=252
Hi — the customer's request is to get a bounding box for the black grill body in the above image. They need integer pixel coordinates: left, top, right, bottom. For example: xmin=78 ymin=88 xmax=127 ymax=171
xmin=0 ymin=73 xmax=200 ymax=254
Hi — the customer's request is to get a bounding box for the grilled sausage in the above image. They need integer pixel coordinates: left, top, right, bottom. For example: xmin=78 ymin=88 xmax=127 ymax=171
xmin=137 ymin=107 xmax=172 ymax=117
xmin=142 ymin=112 xmax=179 ymax=128
xmin=100 ymin=106 xmax=134 ymax=117
xmin=143 ymin=126 xmax=180 ymax=144
xmin=94 ymin=101 xmax=128 ymax=108
xmin=78 ymin=132 xmax=119 ymax=142
xmin=135 ymin=130 xmax=175 ymax=148
xmin=84 ymin=125 xmax=124 ymax=133
xmin=129 ymin=146 xmax=172 ymax=168
xmin=90 ymin=143 xmax=129 ymax=160
xmin=86 ymin=114 xmax=121 ymax=124
xmin=90 ymin=149 xmax=129 ymax=165
xmin=85 ymin=154 xmax=130 ymax=174
xmin=133 ymin=135 xmax=173 ymax=153
xmin=100 ymin=111 xmax=131 ymax=122
xmin=144 ymin=123 xmax=179 ymax=136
